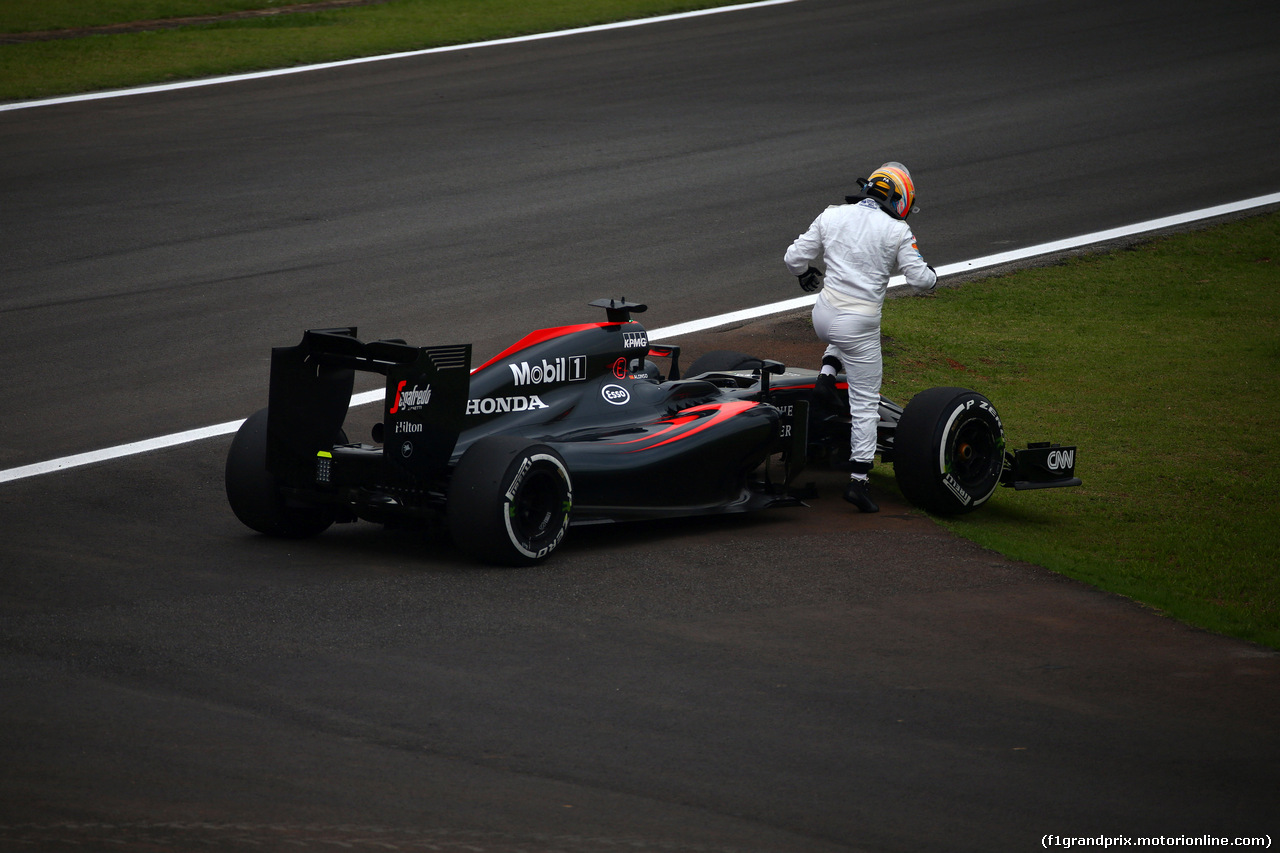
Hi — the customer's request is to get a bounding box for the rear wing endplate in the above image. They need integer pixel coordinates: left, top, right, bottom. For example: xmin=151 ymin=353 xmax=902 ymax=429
xmin=266 ymin=328 xmax=471 ymax=486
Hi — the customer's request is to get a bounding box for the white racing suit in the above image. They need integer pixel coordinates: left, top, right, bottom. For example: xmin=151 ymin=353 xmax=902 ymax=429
xmin=784 ymin=198 xmax=938 ymax=469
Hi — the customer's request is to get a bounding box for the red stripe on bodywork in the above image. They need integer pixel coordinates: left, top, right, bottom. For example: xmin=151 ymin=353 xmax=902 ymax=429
xmin=626 ymin=401 xmax=760 ymax=452
xmin=607 ymin=411 xmax=702 ymax=446
xmin=790 ymin=381 xmax=848 ymax=391
xmin=472 ymin=323 xmax=622 ymax=374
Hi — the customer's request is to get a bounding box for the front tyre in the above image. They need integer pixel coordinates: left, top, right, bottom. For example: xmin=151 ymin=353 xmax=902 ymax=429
xmin=686 ymin=350 xmax=764 ymax=376
xmin=448 ymin=437 xmax=573 ymax=566
xmin=225 ymin=408 xmax=336 ymax=538
xmin=892 ymin=387 xmax=1005 ymax=516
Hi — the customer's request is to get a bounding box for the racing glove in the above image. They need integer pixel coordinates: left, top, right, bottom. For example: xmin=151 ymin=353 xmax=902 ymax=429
xmin=797 ymin=266 xmax=823 ymax=293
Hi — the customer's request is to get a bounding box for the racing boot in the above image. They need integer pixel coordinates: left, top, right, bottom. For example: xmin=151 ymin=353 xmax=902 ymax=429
xmin=812 ymin=372 xmax=843 ymax=415
xmin=843 ymin=476 xmax=879 ymax=513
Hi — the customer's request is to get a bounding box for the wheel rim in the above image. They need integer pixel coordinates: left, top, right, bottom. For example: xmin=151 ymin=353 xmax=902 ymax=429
xmin=502 ymin=455 xmax=571 ymax=560
xmin=511 ymin=469 xmax=561 ymax=541
xmin=946 ymin=415 xmax=1001 ymax=493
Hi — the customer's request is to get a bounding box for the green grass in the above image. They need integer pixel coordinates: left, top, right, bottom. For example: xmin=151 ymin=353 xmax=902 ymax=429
xmin=875 ymin=213 xmax=1280 ymax=648
xmin=0 ymin=0 xmax=741 ymax=102
xmin=0 ymin=0 xmax=299 ymax=32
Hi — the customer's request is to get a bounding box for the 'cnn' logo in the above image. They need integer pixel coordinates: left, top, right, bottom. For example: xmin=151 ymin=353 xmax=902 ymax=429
xmin=1046 ymin=449 xmax=1074 ymax=471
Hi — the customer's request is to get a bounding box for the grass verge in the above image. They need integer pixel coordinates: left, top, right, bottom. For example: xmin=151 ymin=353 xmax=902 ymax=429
xmin=0 ymin=0 xmax=742 ymax=102
xmin=874 ymin=212 xmax=1280 ymax=648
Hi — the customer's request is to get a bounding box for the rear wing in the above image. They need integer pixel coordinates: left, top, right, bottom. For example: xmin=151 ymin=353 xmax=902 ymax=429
xmin=266 ymin=328 xmax=471 ymax=487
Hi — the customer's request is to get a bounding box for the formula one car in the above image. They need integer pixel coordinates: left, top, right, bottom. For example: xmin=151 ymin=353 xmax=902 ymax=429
xmin=226 ymin=298 xmax=1079 ymax=564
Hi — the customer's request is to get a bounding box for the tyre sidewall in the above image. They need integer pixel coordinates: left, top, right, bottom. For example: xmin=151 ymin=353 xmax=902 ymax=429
xmin=686 ymin=350 xmax=764 ymax=376
xmin=449 ymin=438 xmax=572 ymax=565
xmin=893 ymin=387 xmax=1005 ymax=515
xmin=225 ymin=408 xmax=335 ymax=538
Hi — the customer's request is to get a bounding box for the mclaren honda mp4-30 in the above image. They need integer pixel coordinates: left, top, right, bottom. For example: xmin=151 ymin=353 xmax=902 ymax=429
xmin=226 ymin=299 xmax=1079 ymax=564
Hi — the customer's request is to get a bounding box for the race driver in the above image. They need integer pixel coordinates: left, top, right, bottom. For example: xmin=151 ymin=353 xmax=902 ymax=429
xmin=783 ymin=161 xmax=938 ymax=513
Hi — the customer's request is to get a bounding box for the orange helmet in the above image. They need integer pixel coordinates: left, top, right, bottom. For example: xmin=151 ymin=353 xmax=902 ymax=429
xmin=857 ymin=162 xmax=916 ymax=219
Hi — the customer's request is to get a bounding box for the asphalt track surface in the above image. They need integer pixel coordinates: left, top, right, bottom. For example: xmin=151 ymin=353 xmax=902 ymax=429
xmin=2 ymin=1 xmax=1279 ymax=850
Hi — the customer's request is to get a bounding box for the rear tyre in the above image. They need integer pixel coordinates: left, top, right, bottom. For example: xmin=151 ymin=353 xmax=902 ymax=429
xmin=892 ymin=387 xmax=1005 ymax=516
xmin=448 ymin=436 xmax=573 ymax=566
xmin=686 ymin=350 xmax=764 ymax=375
xmin=225 ymin=408 xmax=336 ymax=538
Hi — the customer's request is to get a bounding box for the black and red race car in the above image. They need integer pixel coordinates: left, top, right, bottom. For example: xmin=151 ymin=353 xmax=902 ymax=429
xmin=226 ymin=298 xmax=1079 ymax=564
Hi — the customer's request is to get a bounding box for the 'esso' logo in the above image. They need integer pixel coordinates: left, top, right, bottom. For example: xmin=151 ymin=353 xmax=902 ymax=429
xmin=602 ymin=384 xmax=630 ymax=405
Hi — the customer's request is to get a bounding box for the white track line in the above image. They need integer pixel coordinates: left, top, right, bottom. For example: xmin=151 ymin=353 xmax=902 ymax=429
xmin=0 ymin=0 xmax=800 ymax=113
xmin=646 ymin=193 xmax=1280 ymax=339
xmin=1 ymin=197 xmax=1276 ymax=485
xmin=0 ymin=421 xmax=249 ymax=483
